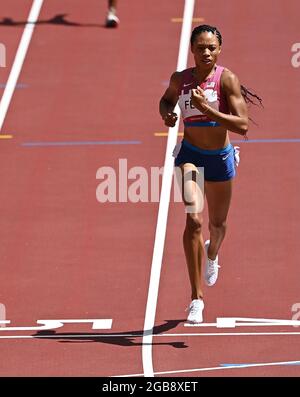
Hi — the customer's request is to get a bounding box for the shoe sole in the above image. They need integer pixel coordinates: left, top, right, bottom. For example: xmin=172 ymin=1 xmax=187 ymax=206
xmin=106 ymin=18 xmax=119 ymax=28
xmin=106 ymin=21 xmax=119 ymax=28
xmin=187 ymin=318 xmax=203 ymax=324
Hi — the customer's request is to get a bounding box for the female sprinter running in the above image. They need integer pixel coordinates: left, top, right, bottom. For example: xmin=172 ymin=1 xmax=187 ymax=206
xmin=159 ymin=25 xmax=249 ymax=323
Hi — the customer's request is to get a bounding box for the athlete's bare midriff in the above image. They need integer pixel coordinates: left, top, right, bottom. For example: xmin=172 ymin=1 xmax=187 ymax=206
xmin=184 ymin=125 xmax=230 ymax=150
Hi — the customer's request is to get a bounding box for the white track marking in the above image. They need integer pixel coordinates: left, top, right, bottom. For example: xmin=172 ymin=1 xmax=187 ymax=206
xmin=184 ymin=317 xmax=300 ymax=328
xmin=0 ymin=304 xmax=6 ymax=328
xmin=142 ymin=0 xmax=195 ymax=377
xmin=0 ymin=319 xmax=112 ymax=331
xmin=156 ymin=331 xmax=300 ymax=336
xmin=1 ymin=330 xmax=300 ymax=339
xmin=0 ymin=0 xmax=44 ymax=132
xmin=115 ymin=359 xmax=300 ymax=377
xmin=1 ymin=316 xmax=298 ymax=332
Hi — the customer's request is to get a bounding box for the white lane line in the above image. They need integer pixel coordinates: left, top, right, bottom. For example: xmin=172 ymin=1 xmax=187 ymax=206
xmin=156 ymin=331 xmax=300 ymax=336
xmin=115 ymin=359 xmax=300 ymax=377
xmin=0 ymin=0 xmax=44 ymax=132
xmin=1 ymin=330 xmax=300 ymax=339
xmin=142 ymin=0 xmax=195 ymax=378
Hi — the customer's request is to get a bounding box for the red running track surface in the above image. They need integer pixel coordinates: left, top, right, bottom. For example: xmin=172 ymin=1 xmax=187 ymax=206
xmin=0 ymin=0 xmax=299 ymax=377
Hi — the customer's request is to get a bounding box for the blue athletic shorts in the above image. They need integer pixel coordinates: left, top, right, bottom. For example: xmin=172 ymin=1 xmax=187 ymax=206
xmin=174 ymin=139 xmax=238 ymax=182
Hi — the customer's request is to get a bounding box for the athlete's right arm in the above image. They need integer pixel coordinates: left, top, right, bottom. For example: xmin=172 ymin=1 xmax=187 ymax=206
xmin=159 ymin=72 xmax=181 ymax=127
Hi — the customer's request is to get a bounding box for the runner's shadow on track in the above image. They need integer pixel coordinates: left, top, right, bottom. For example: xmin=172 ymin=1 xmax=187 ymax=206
xmin=0 ymin=14 xmax=106 ymax=28
xmin=32 ymin=319 xmax=189 ymax=348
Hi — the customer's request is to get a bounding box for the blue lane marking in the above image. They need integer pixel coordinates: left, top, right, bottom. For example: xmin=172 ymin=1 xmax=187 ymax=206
xmin=0 ymin=83 xmax=29 ymax=89
xmin=232 ymin=138 xmax=300 ymax=143
xmin=283 ymin=362 xmax=300 ymax=365
xmin=21 ymin=140 xmax=142 ymax=147
xmin=220 ymin=362 xmax=300 ymax=367
xmin=220 ymin=364 xmax=250 ymax=367
xmin=20 ymin=138 xmax=300 ymax=147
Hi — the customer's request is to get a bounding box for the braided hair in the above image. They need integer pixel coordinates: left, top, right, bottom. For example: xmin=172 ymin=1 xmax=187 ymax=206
xmin=190 ymin=25 xmax=263 ymax=109
xmin=191 ymin=24 xmax=223 ymax=47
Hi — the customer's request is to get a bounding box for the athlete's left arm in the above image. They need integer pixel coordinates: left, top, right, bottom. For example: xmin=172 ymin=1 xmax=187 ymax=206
xmin=191 ymin=70 xmax=249 ymax=135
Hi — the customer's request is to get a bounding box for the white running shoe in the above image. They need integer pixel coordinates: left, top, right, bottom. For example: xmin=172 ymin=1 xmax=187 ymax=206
xmin=187 ymin=299 xmax=204 ymax=323
xmin=105 ymin=11 xmax=120 ymax=28
xmin=204 ymin=240 xmax=220 ymax=286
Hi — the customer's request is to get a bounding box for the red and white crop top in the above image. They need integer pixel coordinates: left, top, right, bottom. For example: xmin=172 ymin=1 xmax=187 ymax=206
xmin=178 ymin=65 xmax=229 ymax=127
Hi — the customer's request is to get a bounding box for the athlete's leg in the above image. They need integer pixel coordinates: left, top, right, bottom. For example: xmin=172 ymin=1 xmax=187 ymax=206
xmin=204 ymin=179 xmax=233 ymax=260
xmin=108 ymin=0 xmax=117 ymax=10
xmin=177 ymin=163 xmax=205 ymax=300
